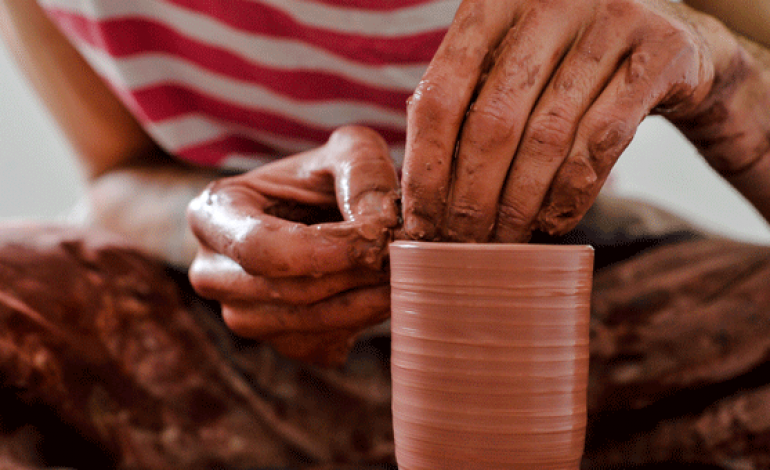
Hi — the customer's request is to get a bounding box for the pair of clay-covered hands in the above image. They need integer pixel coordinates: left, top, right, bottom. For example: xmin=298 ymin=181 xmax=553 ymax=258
xmin=187 ymin=0 xmax=741 ymax=365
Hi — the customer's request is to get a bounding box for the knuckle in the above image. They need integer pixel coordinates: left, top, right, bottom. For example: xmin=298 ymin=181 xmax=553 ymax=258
xmin=407 ymin=78 xmax=460 ymax=123
xmin=524 ymin=109 xmax=575 ymax=158
xmin=495 ymin=198 xmax=536 ymax=235
xmin=537 ymin=208 xmax=582 ymax=236
xmin=605 ymin=0 xmax=640 ymax=19
xmin=660 ymin=29 xmax=699 ymax=69
xmin=551 ymin=63 xmax=592 ymax=94
xmin=555 ymin=156 xmax=600 ymax=196
xmin=587 ymin=119 xmax=634 ymax=171
xmin=536 ymin=204 xmax=580 ymax=236
xmin=448 ymin=200 xmax=485 ymax=221
xmin=673 ymin=37 xmax=701 ymax=73
xmin=328 ymin=125 xmax=388 ymax=154
xmin=626 ymin=49 xmax=651 ymax=86
xmin=537 ymin=158 xmax=599 ymax=235
xmin=444 ymin=200 xmax=492 ymax=242
xmin=464 ymin=99 xmax=517 ymax=150
xmin=665 ymin=27 xmax=694 ymax=51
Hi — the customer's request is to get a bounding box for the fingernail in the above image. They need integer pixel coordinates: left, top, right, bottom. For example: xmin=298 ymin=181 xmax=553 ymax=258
xmin=351 ymin=237 xmax=389 ymax=269
xmin=358 ymin=221 xmax=387 ymax=241
xmin=404 ymin=215 xmax=436 ymax=241
xmin=355 ymin=190 xmax=399 ymax=226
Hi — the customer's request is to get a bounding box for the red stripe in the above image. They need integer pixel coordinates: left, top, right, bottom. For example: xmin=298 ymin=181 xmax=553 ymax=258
xmin=48 ymin=5 xmax=445 ymax=66
xmin=164 ymin=0 xmax=445 ymax=64
xmin=130 ymin=84 xmax=407 ymax=147
xmin=301 ymin=0 xmax=439 ymax=12
xmin=48 ymin=10 xmax=415 ymax=111
xmin=177 ymin=135 xmax=281 ymax=166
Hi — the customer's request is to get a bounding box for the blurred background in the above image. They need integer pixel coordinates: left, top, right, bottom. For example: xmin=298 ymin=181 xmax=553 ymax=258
xmin=1 ymin=38 xmax=769 ymax=245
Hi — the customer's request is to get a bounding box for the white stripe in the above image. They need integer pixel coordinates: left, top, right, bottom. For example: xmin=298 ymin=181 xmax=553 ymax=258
xmin=146 ymin=115 xmax=405 ymax=169
xmin=248 ymin=0 xmax=460 ymax=36
xmin=41 ymin=0 xmax=430 ymax=91
xmin=219 ymin=145 xmax=405 ymax=172
xmin=220 ymin=142 xmax=405 ymax=172
xmin=144 ymin=115 xmax=405 ymax=172
xmin=38 ymin=0 xmax=459 ymax=37
xmin=146 ymin=114 xmax=318 ymax=154
xmin=77 ymin=46 xmax=409 ymax=130
xmin=219 ymin=155 xmax=275 ymax=172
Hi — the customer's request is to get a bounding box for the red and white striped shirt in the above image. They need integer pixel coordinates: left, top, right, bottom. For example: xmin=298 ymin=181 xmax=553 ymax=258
xmin=38 ymin=0 xmax=461 ymax=170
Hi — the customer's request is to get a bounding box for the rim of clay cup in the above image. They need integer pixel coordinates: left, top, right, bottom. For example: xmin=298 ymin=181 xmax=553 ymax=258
xmin=390 ymin=241 xmax=594 ymax=252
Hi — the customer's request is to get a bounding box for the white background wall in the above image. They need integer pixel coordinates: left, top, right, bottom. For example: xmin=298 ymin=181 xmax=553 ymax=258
xmin=0 ymin=40 xmax=85 ymax=221
xmin=1 ymin=39 xmax=769 ymax=245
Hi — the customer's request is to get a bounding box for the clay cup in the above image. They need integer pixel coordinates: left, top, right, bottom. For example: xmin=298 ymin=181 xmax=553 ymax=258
xmin=390 ymin=241 xmax=594 ymax=469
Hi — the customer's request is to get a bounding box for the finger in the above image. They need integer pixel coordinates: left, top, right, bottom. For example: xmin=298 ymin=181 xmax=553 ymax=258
xmin=491 ymin=18 xmax=634 ymax=242
xmin=401 ymin=1 xmax=521 ymax=240
xmin=536 ymin=34 xmax=703 ymax=236
xmin=220 ymin=285 xmax=391 ymax=339
xmin=187 ymin=182 xmax=391 ymax=277
xmin=248 ymin=127 xmax=400 ymax=225
xmin=189 ymin=248 xmax=389 ymax=304
xmin=322 ymin=126 xmax=401 ymax=225
xmin=443 ymin=6 xmax=582 ymax=241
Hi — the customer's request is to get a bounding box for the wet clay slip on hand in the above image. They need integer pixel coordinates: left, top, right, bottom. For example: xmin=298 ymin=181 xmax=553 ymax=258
xmin=390 ymin=241 xmax=594 ymax=470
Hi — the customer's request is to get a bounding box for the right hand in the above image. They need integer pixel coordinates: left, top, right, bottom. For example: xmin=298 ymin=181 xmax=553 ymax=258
xmin=400 ymin=0 xmax=724 ymax=244
xmin=186 ymin=127 xmax=401 ymax=366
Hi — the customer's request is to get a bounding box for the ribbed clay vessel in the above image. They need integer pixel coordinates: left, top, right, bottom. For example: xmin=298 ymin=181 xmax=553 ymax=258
xmin=390 ymin=241 xmax=594 ymax=470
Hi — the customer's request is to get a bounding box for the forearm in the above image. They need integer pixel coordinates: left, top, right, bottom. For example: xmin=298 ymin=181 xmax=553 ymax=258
xmin=720 ymin=35 xmax=770 ymax=223
xmin=684 ymin=0 xmax=770 ymax=48
xmin=0 ymin=0 xmax=157 ymax=178
xmin=667 ymin=13 xmax=770 ymax=224
xmin=74 ymin=162 xmax=221 ymax=268
xmin=1 ymin=0 xmax=223 ymax=265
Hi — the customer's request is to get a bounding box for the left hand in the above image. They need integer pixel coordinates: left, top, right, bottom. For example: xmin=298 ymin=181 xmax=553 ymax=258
xmin=186 ymin=127 xmax=400 ymax=366
xmin=401 ymin=0 xmax=722 ymax=242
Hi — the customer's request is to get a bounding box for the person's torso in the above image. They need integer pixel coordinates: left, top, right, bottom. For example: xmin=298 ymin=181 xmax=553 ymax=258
xmin=37 ymin=0 xmax=461 ymax=170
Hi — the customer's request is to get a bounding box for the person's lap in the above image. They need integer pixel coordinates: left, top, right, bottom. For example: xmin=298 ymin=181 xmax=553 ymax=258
xmin=0 ymin=223 xmax=393 ymax=469
xmin=0 ymin=197 xmax=768 ymax=469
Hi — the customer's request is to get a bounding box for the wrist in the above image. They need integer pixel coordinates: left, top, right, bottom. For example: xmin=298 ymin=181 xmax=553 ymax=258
xmin=667 ymin=15 xmax=770 ymax=175
xmin=76 ymin=165 xmax=219 ymax=268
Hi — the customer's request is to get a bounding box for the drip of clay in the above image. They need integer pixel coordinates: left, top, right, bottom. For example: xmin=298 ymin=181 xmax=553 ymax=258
xmin=390 ymin=241 xmax=594 ymax=470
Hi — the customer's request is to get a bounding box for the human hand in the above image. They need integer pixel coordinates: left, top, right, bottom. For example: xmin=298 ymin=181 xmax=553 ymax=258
xmin=402 ymin=0 xmax=721 ymax=242
xmin=186 ymin=127 xmax=400 ymax=366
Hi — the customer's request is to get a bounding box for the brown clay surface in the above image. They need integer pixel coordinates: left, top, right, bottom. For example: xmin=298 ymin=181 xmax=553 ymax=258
xmin=584 ymin=238 xmax=770 ymax=469
xmin=390 ymin=241 xmax=594 ymax=470
xmin=4 ymin=226 xmax=770 ymax=469
xmin=0 ymin=223 xmax=395 ymax=470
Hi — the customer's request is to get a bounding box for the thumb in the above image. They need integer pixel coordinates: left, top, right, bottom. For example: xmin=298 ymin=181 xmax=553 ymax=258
xmin=323 ymin=126 xmax=401 ymax=226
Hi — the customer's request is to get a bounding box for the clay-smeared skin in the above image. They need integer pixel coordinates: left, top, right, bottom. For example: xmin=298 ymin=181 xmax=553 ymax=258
xmin=390 ymin=242 xmax=594 ymax=470
xmin=669 ymin=31 xmax=770 ymax=222
xmin=186 ymin=126 xmax=401 ymax=366
xmin=401 ymin=0 xmax=758 ymax=243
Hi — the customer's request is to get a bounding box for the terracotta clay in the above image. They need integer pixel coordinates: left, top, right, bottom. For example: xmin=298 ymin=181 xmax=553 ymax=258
xmin=389 ymin=241 xmax=594 ymax=469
